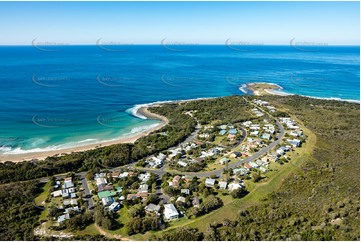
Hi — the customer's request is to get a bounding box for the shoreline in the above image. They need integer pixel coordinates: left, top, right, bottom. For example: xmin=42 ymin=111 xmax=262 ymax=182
xmin=0 ymin=106 xmax=169 ymax=163
xmin=1 ymin=91 xmax=358 ymax=163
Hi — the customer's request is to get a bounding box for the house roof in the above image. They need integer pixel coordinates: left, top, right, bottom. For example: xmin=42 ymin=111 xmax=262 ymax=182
xmin=219 ymin=181 xmax=228 ymax=189
xmin=145 ymin=203 xmax=160 ymax=212
xmin=205 ymin=178 xmax=216 ymax=186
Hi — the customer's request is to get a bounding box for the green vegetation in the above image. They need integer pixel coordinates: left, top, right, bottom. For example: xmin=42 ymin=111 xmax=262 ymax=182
xmin=0 ymin=95 xmax=359 ymax=241
xmin=0 ymin=180 xmax=42 ymax=240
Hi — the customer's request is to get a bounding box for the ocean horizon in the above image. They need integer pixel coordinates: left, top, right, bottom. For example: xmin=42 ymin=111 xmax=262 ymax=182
xmin=0 ymin=45 xmax=359 ymax=155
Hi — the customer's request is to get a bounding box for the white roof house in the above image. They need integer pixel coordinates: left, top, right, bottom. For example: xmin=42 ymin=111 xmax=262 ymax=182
xmin=95 ymin=177 xmax=107 ymax=186
xmin=108 ymin=202 xmax=120 ymax=212
xmin=176 ymin=196 xmax=186 ymax=203
xmin=64 ymin=180 xmax=74 ymax=189
xmin=145 ymin=203 xmax=160 ymax=213
xmin=177 ymin=161 xmax=188 ymax=167
xmin=57 ymin=214 xmax=70 ymax=223
xmin=205 ymin=178 xmax=216 ymax=187
xmin=51 ymin=190 xmax=62 ymax=197
xmin=219 ymin=181 xmax=228 ymax=189
xmin=163 ymin=204 xmax=179 ymax=220
xmin=228 ymin=183 xmax=243 ymax=191
xmin=139 ymin=184 xmax=149 ymax=193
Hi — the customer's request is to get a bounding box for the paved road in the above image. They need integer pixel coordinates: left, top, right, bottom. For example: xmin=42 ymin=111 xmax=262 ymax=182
xmin=79 ymin=173 xmax=95 ymax=209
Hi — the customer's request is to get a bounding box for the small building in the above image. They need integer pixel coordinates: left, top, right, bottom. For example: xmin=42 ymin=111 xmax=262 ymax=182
xmin=228 ymin=183 xmax=243 ymax=191
xmin=261 ymin=133 xmax=271 ymax=140
xmin=163 ymin=204 xmax=179 ymax=220
xmin=176 ymin=196 xmax=186 ymax=204
xmin=177 ymin=161 xmax=188 ymax=167
xmin=57 ymin=214 xmax=70 ymax=223
xmin=51 ymin=190 xmax=62 ymax=197
xmin=192 ymin=197 xmax=200 ymax=208
xmin=95 ymin=177 xmax=107 ymax=186
xmin=172 ymin=175 xmax=181 ymax=187
xmin=108 ymin=202 xmax=120 ymax=212
xmin=205 ymin=178 xmax=216 ymax=187
xmin=244 ymin=163 xmax=252 ymax=170
xmin=288 ymin=139 xmax=301 ymax=147
xmin=145 ymin=203 xmax=161 ymax=214
xmin=227 ymin=134 xmax=236 ymax=141
xmin=219 ymin=181 xmax=228 ymax=189
xmin=102 ymin=197 xmax=114 ymax=207
xmin=220 ymin=157 xmax=230 ymax=165
xmin=139 ymin=184 xmax=149 ymax=193
xmin=230 ymin=151 xmax=242 ymax=158
xmin=181 ymin=189 xmax=190 ymax=195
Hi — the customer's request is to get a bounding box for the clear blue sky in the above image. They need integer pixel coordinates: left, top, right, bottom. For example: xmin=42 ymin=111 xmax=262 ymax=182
xmin=0 ymin=1 xmax=359 ymax=45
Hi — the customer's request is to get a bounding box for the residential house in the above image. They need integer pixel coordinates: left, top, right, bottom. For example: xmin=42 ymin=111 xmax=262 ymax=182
xmin=102 ymin=197 xmax=114 ymax=207
xmin=172 ymin=175 xmax=181 ymax=187
xmin=176 ymin=196 xmax=186 ymax=204
xmin=228 ymin=183 xmax=243 ymax=191
xmin=230 ymin=151 xmax=242 ymax=158
xmin=220 ymin=157 xmax=230 ymax=165
xmin=177 ymin=160 xmax=188 ymax=167
xmin=57 ymin=214 xmax=70 ymax=223
xmin=139 ymin=184 xmax=149 ymax=193
xmin=205 ymin=178 xmax=216 ymax=187
xmin=145 ymin=203 xmax=161 ymax=214
xmin=51 ymin=190 xmax=62 ymax=197
xmin=261 ymin=133 xmax=271 ymax=140
xmin=192 ymin=197 xmax=200 ymax=208
xmin=108 ymin=202 xmax=120 ymax=212
xmin=244 ymin=163 xmax=252 ymax=170
xmin=229 ymin=129 xmax=237 ymax=135
xmin=163 ymin=204 xmax=179 ymax=220
xmin=249 ymin=162 xmax=259 ymax=168
xmin=228 ymin=134 xmax=236 ymax=141
xmin=219 ymin=181 xmax=228 ymax=189
xmin=181 ymin=189 xmax=190 ymax=195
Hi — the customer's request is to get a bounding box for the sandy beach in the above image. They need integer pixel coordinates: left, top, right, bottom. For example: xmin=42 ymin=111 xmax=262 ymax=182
xmin=0 ymin=106 xmax=169 ymax=163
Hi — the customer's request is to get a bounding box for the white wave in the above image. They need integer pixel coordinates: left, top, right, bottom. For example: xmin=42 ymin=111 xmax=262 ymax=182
xmin=77 ymin=138 xmax=98 ymax=144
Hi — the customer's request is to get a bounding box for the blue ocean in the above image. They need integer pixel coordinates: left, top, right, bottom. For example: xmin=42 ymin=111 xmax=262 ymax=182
xmin=0 ymin=45 xmax=359 ymax=154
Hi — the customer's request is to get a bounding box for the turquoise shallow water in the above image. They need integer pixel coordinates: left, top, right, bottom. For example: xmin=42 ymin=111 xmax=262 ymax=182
xmin=0 ymin=45 xmax=359 ymax=154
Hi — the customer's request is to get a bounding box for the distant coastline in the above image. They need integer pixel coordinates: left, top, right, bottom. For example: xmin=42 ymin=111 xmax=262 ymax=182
xmin=243 ymin=82 xmax=360 ymax=103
